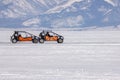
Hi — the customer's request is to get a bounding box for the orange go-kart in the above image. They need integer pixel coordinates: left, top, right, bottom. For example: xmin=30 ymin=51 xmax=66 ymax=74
xmin=11 ymin=31 xmax=39 ymax=43
xmin=39 ymin=30 xmax=64 ymax=43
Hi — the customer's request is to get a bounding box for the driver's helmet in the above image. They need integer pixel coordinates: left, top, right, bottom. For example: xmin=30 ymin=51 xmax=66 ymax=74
xmin=41 ymin=31 xmax=45 ymax=36
xmin=18 ymin=34 xmax=22 ymax=37
xmin=14 ymin=32 xmax=18 ymax=36
xmin=46 ymin=32 xmax=49 ymax=34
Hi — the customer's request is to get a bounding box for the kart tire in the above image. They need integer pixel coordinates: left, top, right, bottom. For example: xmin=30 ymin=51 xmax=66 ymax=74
xmin=11 ymin=39 xmax=17 ymax=43
xmin=57 ymin=39 xmax=63 ymax=43
xmin=32 ymin=39 xmax=38 ymax=43
xmin=39 ymin=39 xmax=44 ymax=43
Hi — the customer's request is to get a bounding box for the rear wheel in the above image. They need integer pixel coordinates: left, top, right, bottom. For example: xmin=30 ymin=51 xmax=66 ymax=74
xmin=57 ymin=39 xmax=63 ymax=43
xmin=32 ymin=39 xmax=38 ymax=43
xmin=11 ymin=39 xmax=17 ymax=43
xmin=39 ymin=39 xmax=44 ymax=43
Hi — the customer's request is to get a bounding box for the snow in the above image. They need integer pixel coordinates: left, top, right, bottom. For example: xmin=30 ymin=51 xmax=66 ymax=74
xmin=0 ymin=0 xmax=69 ymax=18
xmin=2 ymin=0 xmax=13 ymax=5
xmin=104 ymin=0 xmax=116 ymax=6
xmin=1 ymin=0 xmax=36 ymax=18
xmin=33 ymin=0 xmax=47 ymax=6
xmin=104 ymin=9 xmax=112 ymax=16
xmin=0 ymin=30 xmax=120 ymax=80
xmin=45 ymin=0 xmax=83 ymax=14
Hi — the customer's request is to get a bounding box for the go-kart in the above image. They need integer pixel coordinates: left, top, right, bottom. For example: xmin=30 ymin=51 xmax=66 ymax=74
xmin=11 ymin=31 xmax=39 ymax=43
xmin=39 ymin=30 xmax=64 ymax=43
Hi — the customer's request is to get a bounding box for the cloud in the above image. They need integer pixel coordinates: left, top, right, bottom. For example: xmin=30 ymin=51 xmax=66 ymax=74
xmin=51 ymin=15 xmax=84 ymax=28
xmin=66 ymin=5 xmax=77 ymax=12
xmin=103 ymin=17 xmax=109 ymax=22
xmin=22 ymin=18 xmax=41 ymax=27
xmin=98 ymin=6 xmax=107 ymax=12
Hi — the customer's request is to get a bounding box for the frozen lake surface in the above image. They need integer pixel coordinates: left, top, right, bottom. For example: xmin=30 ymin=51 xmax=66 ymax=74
xmin=0 ymin=30 xmax=120 ymax=80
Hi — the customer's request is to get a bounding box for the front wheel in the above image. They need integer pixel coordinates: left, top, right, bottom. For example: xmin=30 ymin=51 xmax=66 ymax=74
xmin=39 ymin=39 xmax=44 ymax=43
xmin=57 ymin=39 xmax=63 ymax=43
xmin=32 ymin=39 xmax=38 ymax=43
xmin=11 ymin=39 xmax=17 ymax=43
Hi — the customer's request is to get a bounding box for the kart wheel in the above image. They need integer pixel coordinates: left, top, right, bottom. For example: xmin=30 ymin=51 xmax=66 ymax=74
xmin=32 ymin=39 xmax=38 ymax=43
xmin=39 ymin=39 xmax=44 ymax=43
xmin=57 ymin=39 xmax=63 ymax=43
xmin=11 ymin=39 xmax=17 ymax=43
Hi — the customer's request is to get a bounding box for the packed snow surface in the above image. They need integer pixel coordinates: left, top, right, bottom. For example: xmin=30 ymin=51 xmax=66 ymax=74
xmin=0 ymin=30 xmax=120 ymax=80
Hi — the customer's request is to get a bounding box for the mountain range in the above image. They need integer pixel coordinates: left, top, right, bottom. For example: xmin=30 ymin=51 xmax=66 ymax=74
xmin=0 ymin=0 xmax=120 ymax=28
